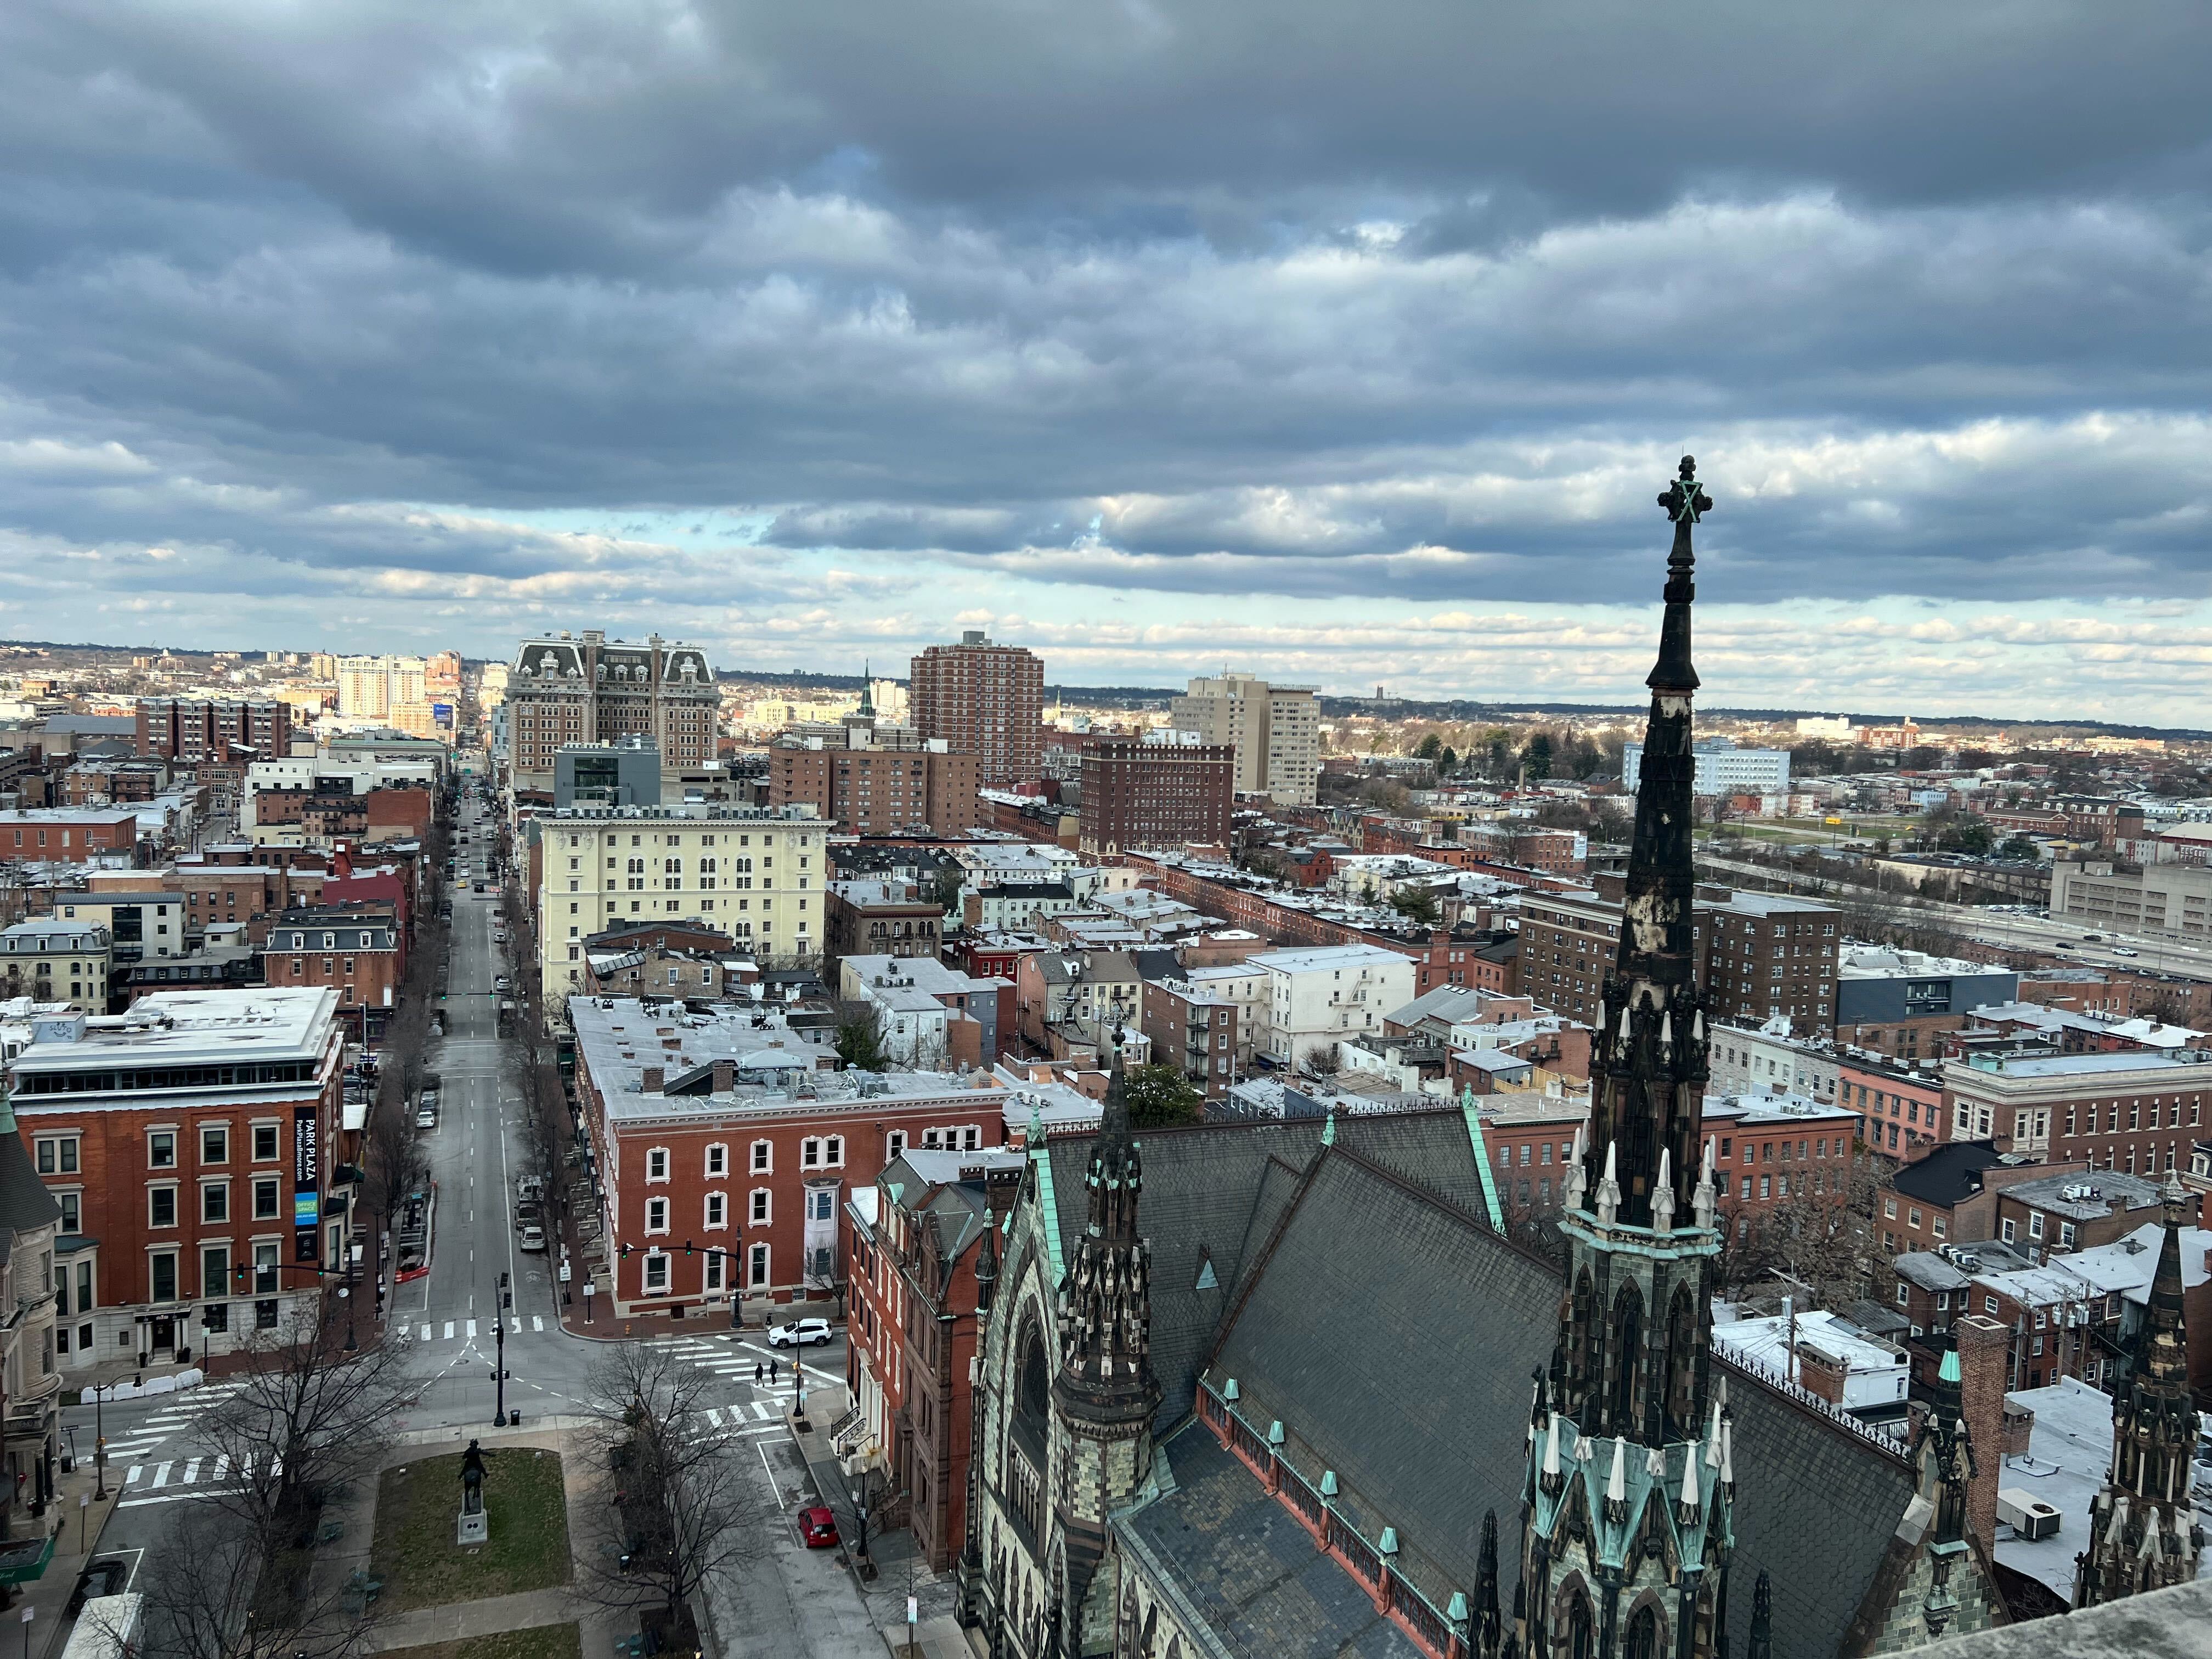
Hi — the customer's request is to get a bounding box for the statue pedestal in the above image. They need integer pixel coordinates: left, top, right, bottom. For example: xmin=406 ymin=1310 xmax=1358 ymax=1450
xmin=457 ymin=1508 xmax=488 ymax=1547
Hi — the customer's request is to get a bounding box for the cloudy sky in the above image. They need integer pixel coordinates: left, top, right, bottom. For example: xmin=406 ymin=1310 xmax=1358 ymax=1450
xmin=4 ymin=2 xmax=2209 ymax=720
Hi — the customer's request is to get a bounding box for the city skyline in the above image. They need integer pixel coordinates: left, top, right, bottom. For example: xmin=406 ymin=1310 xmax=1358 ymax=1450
xmin=2 ymin=3 xmax=2207 ymax=720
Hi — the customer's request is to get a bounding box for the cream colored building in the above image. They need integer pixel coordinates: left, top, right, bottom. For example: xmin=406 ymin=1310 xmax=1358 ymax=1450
xmin=1170 ymin=673 xmax=1321 ymax=805
xmin=335 ymin=655 xmax=428 ymax=720
xmin=535 ymin=805 xmax=827 ymax=1028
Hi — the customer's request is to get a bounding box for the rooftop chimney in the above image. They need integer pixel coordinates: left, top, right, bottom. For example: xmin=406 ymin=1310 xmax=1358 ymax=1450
xmin=641 ymin=1065 xmax=664 ymax=1092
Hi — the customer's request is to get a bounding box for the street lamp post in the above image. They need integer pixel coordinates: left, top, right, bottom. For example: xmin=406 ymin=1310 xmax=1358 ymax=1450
xmin=493 ymin=1319 xmax=507 ymax=1426
xmin=91 ymin=1389 xmax=105 ymax=1502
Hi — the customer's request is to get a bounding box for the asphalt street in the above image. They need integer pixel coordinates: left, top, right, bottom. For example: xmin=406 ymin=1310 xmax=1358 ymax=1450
xmin=67 ymin=795 xmax=864 ymax=1648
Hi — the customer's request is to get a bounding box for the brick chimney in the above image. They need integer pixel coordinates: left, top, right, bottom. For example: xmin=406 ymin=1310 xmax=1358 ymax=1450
xmin=641 ymin=1065 xmax=664 ymax=1092
xmin=1794 ymin=1344 xmax=1849 ymax=1407
xmin=1954 ymin=1314 xmax=2009 ymax=1555
xmin=712 ymin=1059 xmax=735 ymax=1092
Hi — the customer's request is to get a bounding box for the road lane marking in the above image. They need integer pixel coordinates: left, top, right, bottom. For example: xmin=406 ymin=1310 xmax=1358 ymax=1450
xmin=532 ymin=1315 xmax=545 ymax=1332
xmin=444 ymin=1322 xmax=455 ymax=1340
xmin=150 ymin=1462 xmax=172 ymax=1489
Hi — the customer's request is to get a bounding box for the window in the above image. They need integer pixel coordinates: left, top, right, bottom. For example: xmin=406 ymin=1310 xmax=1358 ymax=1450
xmin=253 ymin=1122 xmax=279 ymax=1161
xmin=200 ymin=1125 xmax=228 ymax=1164
xmin=643 ymin=1251 xmax=670 ymax=1293
xmin=749 ymin=1243 xmax=770 ymax=1287
xmin=150 ymin=1252 xmax=178 ymax=1304
xmin=149 ymin=1186 xmax=178 ymax=1228
xmin=202 ymin=1244 xmax=229 ymax=1299
xmin=58 ymin=1193 xmax=79 ymax=1234
xmin=202 ymin=1181 xmax=229 ymax=1224
xmin=808 ymin=1189 xmax=837 ymax=1222
xmin=645 ymin=1198 xmax=669 ymax=1234
xmin=2001 ymin=1217 xmax=2017 ymax=1243
xmin=825 ymin=1136 xmax=844 ymax=1167
xmin=707 ymin=1192 xmax=726 ymax=1228
xmin=35 ymin=1137 xmax=78 ymax=1176
xmin=2028 ymin=1211 xmax=2045 ymax=1240
xmin=706 ymin=1144 xmax=728 ymax=1178
xmin=751 ymin=1189 xmax=771 ymax=1224
xmin=647 ymin=1147 xmax=669 ymax=1182
xmin=149 ymin=1131 xmax=177 ymax=1170
xmin=1897 ymin=1282 xmax=1909 ymax=1307
xmin=751 ymin=1141 xmax=772 ymax=1174
xmin=887 ymin=1131 xmax=907 ymax=1161
xmin=1883 ymin=1197 xmax=1898 ymax=1219
xmin=1984 ymin=1294 xmax=1999 ymax=1315
xmin=253 ymin=1177 xmax=280 ymax=1220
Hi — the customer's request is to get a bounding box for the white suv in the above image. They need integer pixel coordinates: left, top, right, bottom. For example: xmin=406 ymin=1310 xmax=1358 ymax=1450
xmin=766 ymin=1317 xmax=834 ymax=1348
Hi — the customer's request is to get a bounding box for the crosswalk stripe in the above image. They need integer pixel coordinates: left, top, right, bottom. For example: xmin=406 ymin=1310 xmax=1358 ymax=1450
xmin=532 ymin=1315 xmax=545 ymax=1333
xmin=124 ymin=1466 xmax=143 ymax=1487
xmin=751 ymin=1402 xmax=771 ymax=1420
xmin=420 ymin=1324 xmax=432 ymax=1341
xmin=182 ymin=1458 xmax=200 ymax=1485
xmin=212 ymin=1455 xmax=229 ymax=1480
xmin=443 ymin=1322 xmax=455 ymax=1340
xmin=151 ymin=1462 xmax=172 ymax=1489
xmin=704 ymin=1408 xmax=723 ymax=1427
xmin=466 ymin=1319 xmax=477 ymax=1341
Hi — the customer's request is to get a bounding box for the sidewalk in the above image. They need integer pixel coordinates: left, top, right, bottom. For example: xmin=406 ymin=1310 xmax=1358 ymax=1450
xmin=16 ymin=1444 xmax=125 ymax=1659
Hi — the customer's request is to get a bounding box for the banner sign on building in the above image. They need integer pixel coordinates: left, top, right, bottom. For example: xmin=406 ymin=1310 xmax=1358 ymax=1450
xmin=294 ymin=1104 xmax=320 ymax=1229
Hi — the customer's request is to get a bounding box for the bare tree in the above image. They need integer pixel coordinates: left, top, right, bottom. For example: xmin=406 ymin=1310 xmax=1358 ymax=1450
xmin=129 ymin=1502 xmax=376 ymax=1659
xmin=188 ymin=1311 xmax=413 ymax=1550
xmin=1718 ymin=1150 xmax=1893 ymax=1307
xmin=580 ymin=1342 xmax=772 ymax=1634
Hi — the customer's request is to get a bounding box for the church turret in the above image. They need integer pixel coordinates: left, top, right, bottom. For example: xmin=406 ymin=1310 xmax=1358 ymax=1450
xmin=2075 ymin=1177 xmax=2204 ymax=1607
xmin=1052 ymin=1032 xmax=1160 ymax=1656
xmin=1514 ymin=459 xmax=1730 ymax=1659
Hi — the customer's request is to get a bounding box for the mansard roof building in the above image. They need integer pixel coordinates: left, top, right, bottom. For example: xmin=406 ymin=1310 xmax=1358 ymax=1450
xmin=962 ymin=461 xmax=1997 ymax=1659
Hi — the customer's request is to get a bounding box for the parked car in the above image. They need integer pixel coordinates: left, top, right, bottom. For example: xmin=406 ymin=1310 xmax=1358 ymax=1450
xmin=66 ymin=1556 xmax=128 ymax=1616
xmin=518 ymin=1224 xmax=546 ymax=1252
xmin=767 ymin=1317 xmax=835 ymax=1348
xmin=797 ymin=1506 xmax=841 ymax=1549
xmin=494 ymin=975 xmax=511 ymax=992
xmin=415 ymin=1106 xmax=437 ymax=1130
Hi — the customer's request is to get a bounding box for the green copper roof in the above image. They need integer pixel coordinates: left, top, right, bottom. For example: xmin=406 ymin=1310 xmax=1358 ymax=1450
xmin=1939 ymin=1349 xmax=1961 ymax=1383
xmin=1459 ymin=1086 xmax=1507 ymax=1235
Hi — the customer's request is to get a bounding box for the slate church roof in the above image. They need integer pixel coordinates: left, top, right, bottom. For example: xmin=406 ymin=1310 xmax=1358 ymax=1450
xmin=1036 ymin=1111 xmax=1918 ymax=1659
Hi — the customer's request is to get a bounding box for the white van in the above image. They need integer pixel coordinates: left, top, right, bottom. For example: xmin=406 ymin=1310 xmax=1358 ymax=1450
xmin=61 ymin=1593 xmax=143 ymax=1659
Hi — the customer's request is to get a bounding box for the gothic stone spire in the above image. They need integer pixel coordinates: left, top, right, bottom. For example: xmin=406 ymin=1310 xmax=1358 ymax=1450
xmin=1515 ymin=460 xmax=1731 ymax=1659
xmin=1054 ymin=1028 xmax=1158 ymax=1424
xmin=2076 ymin=1178 xmax=2205 ymax=1607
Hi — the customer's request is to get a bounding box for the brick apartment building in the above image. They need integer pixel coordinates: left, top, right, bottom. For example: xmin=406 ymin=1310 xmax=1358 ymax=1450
xmin=823 ymin=880 xmax=943 ymax=973
xmin=843 ymin=1148 xmax=1023 ymax=1571
xmin=174 ymin=859 xmax=294 ymax=944
xmin=1077 ymin=740 xmax=1234 ymax=856
xmin=1839 ymin=1054 xmax=1949 ymax=1161
xmin=60 ymin=761 xmax=170 ymax=806
xmin=571 ymin=997 xmax=1011 ymax=1314
xmin=769 ymin=738 xmax=981 ymax=836
xmin=505 ymin=631 xmax=719 ymax=792
xmin=1944 ymin=1048 xmax=2212 ymax=1179
xmin=1139 ymin=977 xmax=1244 ymax=1101
xmin=5 ymin=988 xmax=351 ymax=1368
xmin=136 ymin=698 xmax=294 ymax=765
xmin=908 ymin=633 xmax=1044 ymax=786
xmin=1877 ymin=1141 xmax=2055 ymax=1257
xmin=0 ymin=920 xmax=111 ymax=1012
xmin=1518 ymin=884 xmax=1839 ymax=1029
xmin=259 ymin=904 xmax=403 ymax=1035
xmin=0 ymin=810 xmax=140 ymax=861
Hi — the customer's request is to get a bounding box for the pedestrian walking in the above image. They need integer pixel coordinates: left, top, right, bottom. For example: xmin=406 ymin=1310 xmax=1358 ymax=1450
xmin=754 ymin=1362 xmax=763 ymax=1386
xmin=770 ymin=1359 xmax=780 ymax=1386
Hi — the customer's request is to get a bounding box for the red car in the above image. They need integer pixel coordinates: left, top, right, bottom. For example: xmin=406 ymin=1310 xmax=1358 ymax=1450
xmin=798 ymin=1506 xmax=841 ymax=1549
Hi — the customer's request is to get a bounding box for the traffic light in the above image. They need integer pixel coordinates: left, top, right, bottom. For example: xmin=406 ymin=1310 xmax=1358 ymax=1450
xmin=684 ymin=1240 xmax=693 ymax=1256
xmin=233 ymin=1263 xmax=247 ymax=1288
xmin=620 ymin=1243 xmax=630 ymax=1260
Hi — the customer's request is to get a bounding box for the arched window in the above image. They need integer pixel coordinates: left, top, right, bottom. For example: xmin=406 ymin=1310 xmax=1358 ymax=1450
xmin=1608 ymin=1281 xmax=1643 ymax=1435
xmin=1018 ymin=1323 xmax=1052 ymax=1434
xmin=1664 ymin=1283 xmax=1700 ymax=1441
xmin=1565 ymin=1593 xmax=1595 ymax=1659
xmin=1624 ymin=1604 xmax=1660 ymax=1659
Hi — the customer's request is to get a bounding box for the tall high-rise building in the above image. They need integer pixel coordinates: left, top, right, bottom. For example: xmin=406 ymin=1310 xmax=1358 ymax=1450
xmin=334 ymin=655 xmax=427 ymax=720
xmin=908 ymin=631 xmax=1043 ymax=786
xmin=136 ymin=698 xmax=294 ymax=764
xmin=505 ymin=630 xmax=718 ymax=791
xmin=1170 ymin=673 xmax=1320 ymax=805
xmin=1079 ymin=735 xmax=1234 ymax=855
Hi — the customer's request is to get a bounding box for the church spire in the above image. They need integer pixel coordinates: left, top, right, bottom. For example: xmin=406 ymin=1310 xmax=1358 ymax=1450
xmin=2076 ymin=1177 xmax=2204 ymax=1607
xmin=1054 ymin=1026 xmax=1157 ymax=1418
xmin=857 ymin=661 xmax=875 ymax=719
xmin=1513 ymin=459 xmax=1730 ymax=1659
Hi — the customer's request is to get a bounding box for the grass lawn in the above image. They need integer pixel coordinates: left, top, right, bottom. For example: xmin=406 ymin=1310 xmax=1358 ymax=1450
xmin=383 ymin=1624 xmax=582 ymax=1659
xmin=371 ymin=1448 xmax=572 ymax=1611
